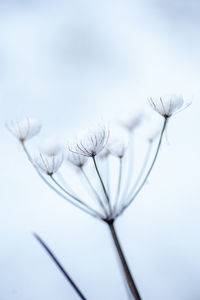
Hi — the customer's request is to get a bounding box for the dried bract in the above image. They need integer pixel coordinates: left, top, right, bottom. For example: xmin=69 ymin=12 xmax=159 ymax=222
xmin=34 ymin=153 xmax=63 ymax=176
xmin=6 ymin=118 xmax=41 ymax=142
xmin=69 ymin=125 xmax=109 ymax=157
xmin=148 ymin=95 xmax=184 ymax=118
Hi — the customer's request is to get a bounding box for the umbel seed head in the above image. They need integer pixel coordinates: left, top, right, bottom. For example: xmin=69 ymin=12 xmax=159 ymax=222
xmin=34 ymin=152 xmax=63 ymax=176
xmin=40 ymin=138 xmax=62 ymax=157
xmin=6 ymin=118 xmax=41 ymax=142
xmin=148 ymin=95 xmax=184 ymax=118
xmin=69 ymin=124 xmax=109 ymax=157
xmin=66 ymin=152 xmax=88 ymax=168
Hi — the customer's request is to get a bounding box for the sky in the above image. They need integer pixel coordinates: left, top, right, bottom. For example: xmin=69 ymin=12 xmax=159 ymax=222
xmin=1 ymin=0 xmax=200 ymax=299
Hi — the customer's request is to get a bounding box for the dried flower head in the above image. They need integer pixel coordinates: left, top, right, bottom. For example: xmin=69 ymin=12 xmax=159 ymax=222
xmin=147 ymin=128 xmax=160 ymax=143
xmin=6 ymin=118 xmax=41 ymax=142
xmin=148 ymin=95 xmax=184 ymax=118
xmin=34 ymin=153 xmax=63 ymax=176
xmin=69 ymin=125 xmax=109 ymax=157
xmin=108 ymin=138 xmax=128 ymax=158
xmin=67 ymin=152 xmax=88 ymax=168
xmin=119 ymin=111 xmax=142 ymax=131
xmin=98 ymin=147 xmax=110 ymax=159
xmin=40 ymin=138 xmax=62 ymax=156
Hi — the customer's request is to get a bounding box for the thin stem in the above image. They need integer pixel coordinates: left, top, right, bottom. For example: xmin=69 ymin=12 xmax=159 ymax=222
xmin=81 ymin=168 xmax=108 ymax=216
xmin=33 ymin=233 xmax=87 ymax=300
xmin=119 ymin=118 xmax=167 ymax=215
xmin=113 ymin=158 xmax=123 ymax=214
xmin=125 ymin=142 xmax=153 ymax=202
xmin=56 ymin=172 xmax=78 ymax=195
xmin=92 ymin=156 xmax=112 ymax=214
xmin=22 ymin=143 xmax=101 ymax=219
xmin=50 ymin=175 xmax=103 ymax=219
xmin=122 ymin=133 xmax=134 ymax=199
xmin=105 ymin=157 xmax=111 ymax=197
xmin=107 ymin=221 xmax=141 ymax=300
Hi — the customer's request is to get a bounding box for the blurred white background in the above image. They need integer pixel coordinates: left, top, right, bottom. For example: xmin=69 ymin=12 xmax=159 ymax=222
xmin=1 ymin=0 xmax=200 ymax=299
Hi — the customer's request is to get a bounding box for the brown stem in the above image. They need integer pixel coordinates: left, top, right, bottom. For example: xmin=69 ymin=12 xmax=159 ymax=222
xmin=33 ymin=233 xmax=87 ymax=300
xmin=107 ymin=221 xmax=141 ymax=300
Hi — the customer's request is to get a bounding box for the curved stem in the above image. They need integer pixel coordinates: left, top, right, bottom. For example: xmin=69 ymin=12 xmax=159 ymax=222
xmin=107 ymin=221 xmax=141 ymax=300
xmin=81 ymin=168 xmax=108 ymax=216
xmin=33 ymin=233 xmax=87 ymax=300
xmin=92 ymin=156 xmax=112 ymax=214
xmin=125 ymin=142 xmax=152 ymax=203
xmin=50 ymin=175 xmax=103 ymax=219
xmin=119 ymin=118 xmax=167 ymax=215
xmin=22 ymin=143 xmax=101 ymax=219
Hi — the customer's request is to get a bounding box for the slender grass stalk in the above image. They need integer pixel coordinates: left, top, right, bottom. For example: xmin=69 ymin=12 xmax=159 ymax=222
xmin=33 ymin=233 xmax=87 ymax=300
xmin=106 ymin=220 xmax=141 ymax=300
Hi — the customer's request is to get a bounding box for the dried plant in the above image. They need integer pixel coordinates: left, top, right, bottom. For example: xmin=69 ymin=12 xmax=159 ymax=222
xmin=8 ymin=96 xmax=189 ymax=300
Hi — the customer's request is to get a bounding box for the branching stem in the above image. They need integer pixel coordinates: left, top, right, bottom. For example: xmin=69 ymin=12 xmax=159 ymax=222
xmin=50 ymin=175 xmax=103 ymax=219
xmin=22 ymin=143 xmax=101 ymax=219
xmin=119 ymin=118 xmax=167 ymax=215
xmin=81 ymin=168 xmax=108 ymax=216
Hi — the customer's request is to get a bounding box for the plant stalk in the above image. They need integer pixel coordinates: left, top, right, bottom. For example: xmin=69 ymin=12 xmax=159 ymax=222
xmin=33 ymin=233 xmax=87 ymax=300
xmin=107 ymin=221 xmax=141 ymax=300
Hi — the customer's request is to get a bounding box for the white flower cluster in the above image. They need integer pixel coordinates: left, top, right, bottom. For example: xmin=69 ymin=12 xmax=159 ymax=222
xmin=7 ymin=95 xmax=189 ymax=178
xmin=67 ymin=152 xmax=88 ymax=168
xmin=69 ymin=125 xmax=109 ymax=157
xmin=35 ymin=138 xmax=64 ymax=175
xmin=148 ymin=95 xmax=184 ymax=118
xmin=34 ymin=152 xmax=64 ymax=176
xmin=6 ymin=118 xmax=41 ymax=142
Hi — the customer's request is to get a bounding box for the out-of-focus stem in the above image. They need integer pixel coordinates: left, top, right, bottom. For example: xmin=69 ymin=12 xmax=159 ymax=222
xmin=50 ymin=175 xmax=102 ymax=218
xmin=125 ymin=142 xmax=152 ymax=201
xmin=113 ymin=157 xmax=123 ymax=214
xmin=22 ymin=143 xmax=101 ymax=219
xmin=119 ymin=118 xmax=167 ymax=215
xmin=33 ymin=233 xmax=87 ymax=300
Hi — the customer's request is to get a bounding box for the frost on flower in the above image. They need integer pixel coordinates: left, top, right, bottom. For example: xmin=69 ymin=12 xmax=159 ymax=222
xmin=69 ymin=125 xmax=109 ymax=157
xmin=108 ymin=138 xmax=128 ymax=158
xmin=119 ymin=111 xmax=142 ymax=131
xmin=34 ymin=153 xmax=63 ymax=175
xmin=40 ymin=138 xmax=62 ymax=156
xmin=148 ymin=95 xmax=184 ymax=118
xmin=6 ymin=118 xmax=41 ymax=142
xmin=98 ymin=147 xmax=110 ymax=159
xmin=146 ymin=127 xmax=160 ymax=143
xmin=67 ymin=152 xmax=88 ymax=168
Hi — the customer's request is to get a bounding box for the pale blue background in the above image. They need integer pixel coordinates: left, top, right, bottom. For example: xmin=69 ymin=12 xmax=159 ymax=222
xmin=1 ymin=0 xmax=200 ymax=299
